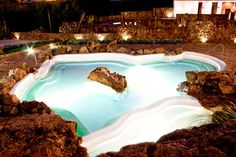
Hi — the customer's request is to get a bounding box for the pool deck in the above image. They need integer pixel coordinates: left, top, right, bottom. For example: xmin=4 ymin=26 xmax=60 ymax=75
xmin=0 ymin=43 xmax=235 ymax=78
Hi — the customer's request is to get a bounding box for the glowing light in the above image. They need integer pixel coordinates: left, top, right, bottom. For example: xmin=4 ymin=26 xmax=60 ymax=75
xmin=49 ymin=43 xmax=58 ymax=49
xmin=234 ymin=38 xmax=236 ymax=43
xmin=14 ymin=33 xmax=20 ymax=40
xmin=27 ymin=47 xmax=35 ymax=55
xmin=200 ymin=36 xmax=208 ymax=43
xmin=27 ymin=47 xmax=37 ymax=65
xmin=134 ymin=22 xmax=137 ymax=26
xmin=122 ymin=32 xmax=131 ymax=41
xmin=97 ymin=34 xmax=105 ymax=41
xmin=113 ymin=22 xmax=121 ymax=25
xmin=74 ymin=34 xmax=83 ymax=40
xmin=166 ymin=10 xmax=174 ymax=18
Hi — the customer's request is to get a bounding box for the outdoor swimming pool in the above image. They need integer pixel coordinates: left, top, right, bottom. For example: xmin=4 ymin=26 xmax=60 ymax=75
xmin=12 ymin=52 xmax=225 ymax=156
xmin=21 ymin=59 xmax=215 ymax=135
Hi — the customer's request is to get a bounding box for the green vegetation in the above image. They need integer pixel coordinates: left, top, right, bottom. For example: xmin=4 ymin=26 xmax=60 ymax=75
xmin=64 ymin=39 xmax=183 ymax=45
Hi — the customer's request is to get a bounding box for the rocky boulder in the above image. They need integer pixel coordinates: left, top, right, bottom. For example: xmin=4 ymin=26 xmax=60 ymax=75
xmin=174 ymin=48 xmax=184 ymax=55
xmin=106 ymin=40 xmax=117 ymax=52
xmin=11 ymin=68 xmax=27 ymax=82
xmin=88 ymin=67 xmax=127 ymax=93
xmin=116 ymin=47 xmax=130 ymax=53
xmin=179 ymin=71 xmax=236 ymax=123
xmin=54 ymin=47 xmax=67 ymax=55
xmin=154 ymin=47 xmax=166 ymax=54
xmin=87 ymin=40 xmax=101 ymax=53
xmin=0 ymin=101 xmax=88 ymax=157
xmin=79 ymin=46 xmax=90 ymax=54
xmin=22 ymin=63 xmax=37 ymax=74
xmin=143 ymin=48 xmax=155 ymax=55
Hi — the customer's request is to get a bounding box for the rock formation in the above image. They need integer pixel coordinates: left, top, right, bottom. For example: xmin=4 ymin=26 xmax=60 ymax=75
xmin=178 ymin=71 xmax=236 ymax=123
xmin=87 ymin=40 xmax=101 ymax=53
xmin=106 ymin=40 xmax=117 ymax=52
xmin=154 ymin=47 xmax=166 ymax=54
xmin=79 ymin=46 xmax=90 ymax=54
xmin=88 ymin=67 xmax=127 ymax=93
xmin=116 ymin=47 xmax=130 ymax=53
xmin=0 ymin=100 xmax=88 ymax=157
xmin=99 ymin=119 xmax=236 ymax=157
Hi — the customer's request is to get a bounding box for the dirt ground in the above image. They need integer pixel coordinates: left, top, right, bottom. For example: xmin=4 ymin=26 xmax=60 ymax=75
xmin=0 ymin=43 xmax=235 ymax=78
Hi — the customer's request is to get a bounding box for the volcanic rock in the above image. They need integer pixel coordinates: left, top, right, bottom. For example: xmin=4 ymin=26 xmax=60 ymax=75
xmin=136 ymin=49 xmax=143 ymax=55
xmin=218 ymin=80 xmax=236 ymax=94
xmin=88 ymin=67 xmax=127 ymax=93
xmin=0 ymin=101 xmax=88 ymax=157
xmin=116 ymin=47 xmax=130 ymax=53
xmin=180 ymin=71 xmax=236 ymax=123
xmin=79 ymin=46 xmax=90 ymax=54
xmin=174 ymin=48 xmax=184 ymax=55
xmin=87 ymin=40 xmax=101 ymax=53
xmin=143 ymin=48 xmax=154 ymax=55
xmin=185 ymin=71 xmax=197 ymax=83
xmin=54 ymin=47 xmax=67 ymax=55
xmin=12 ymin=68 xmax=27 ymax=82
xmin=106 ymin=40 xmax=117 ymax=52
xmin=129 ymin=51 xmax=136 ymax=55
xmin=2 ymin=94 xmax=19 ymax=106
xmin=154 ymin=47 xmax=166 ymax=54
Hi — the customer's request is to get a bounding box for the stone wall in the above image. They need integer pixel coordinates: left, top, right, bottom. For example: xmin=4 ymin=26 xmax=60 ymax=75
xmin=12 ymin=32 xmax=116 ymax=41
xmin=116 ymin=26 xmax=181 ymax=40
xmin=12 ymin=13 xmax=236 ymax=44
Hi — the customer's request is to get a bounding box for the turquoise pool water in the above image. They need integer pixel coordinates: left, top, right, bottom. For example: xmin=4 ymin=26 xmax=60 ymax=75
xmin=21 ymin=60 xmax=215 ymax=136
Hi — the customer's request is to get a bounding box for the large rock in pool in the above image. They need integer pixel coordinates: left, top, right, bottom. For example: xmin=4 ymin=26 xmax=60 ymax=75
xmin=88 ymin=67 xmax=127 ymax=93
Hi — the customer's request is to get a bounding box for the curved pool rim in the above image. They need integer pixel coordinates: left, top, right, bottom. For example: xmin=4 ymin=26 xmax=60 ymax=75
xmin=10 ymin=52 xmax=226 ymax=155
xmin=10 ymin=51 xmax=226 ymax=100
xmin=82 ymin=96 xmax=212 ymax=156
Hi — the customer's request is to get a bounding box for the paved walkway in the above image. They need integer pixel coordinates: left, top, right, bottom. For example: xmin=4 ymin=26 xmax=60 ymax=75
xmin=0 ymin=43 xmax=235 ymax=78
xmin=0 ymin=40 xmax=38 ymax=47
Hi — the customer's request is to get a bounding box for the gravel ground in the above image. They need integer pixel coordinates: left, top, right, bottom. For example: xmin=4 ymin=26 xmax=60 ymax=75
xmin=0 ymin=43 xmax=235 ymax=78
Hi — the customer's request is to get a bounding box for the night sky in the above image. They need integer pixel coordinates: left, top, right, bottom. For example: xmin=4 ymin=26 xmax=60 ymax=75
xmin=79 ymin=0 xmax=173 ymax=15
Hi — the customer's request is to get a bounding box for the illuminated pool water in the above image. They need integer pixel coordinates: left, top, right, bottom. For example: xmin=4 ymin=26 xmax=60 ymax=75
xmin=21 ymin=59 xmax=215 ymax=136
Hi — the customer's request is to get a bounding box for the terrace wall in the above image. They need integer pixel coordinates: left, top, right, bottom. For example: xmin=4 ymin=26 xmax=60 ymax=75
xmin=12 ymin=14 xmax=236 ymax=44
xmin=11 ymin=32 xmax=115 ymax=41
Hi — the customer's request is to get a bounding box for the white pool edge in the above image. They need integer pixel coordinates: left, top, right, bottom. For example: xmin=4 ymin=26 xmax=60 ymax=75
xmin=81 ymin=96 xmax=212 ymax=155
xmin=10 ymin=52 xmax=226 ymax=100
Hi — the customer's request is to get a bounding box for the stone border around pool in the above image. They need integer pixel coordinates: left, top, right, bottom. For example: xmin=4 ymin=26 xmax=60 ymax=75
xmin=10 ymin=51 xmax=226 ymax=155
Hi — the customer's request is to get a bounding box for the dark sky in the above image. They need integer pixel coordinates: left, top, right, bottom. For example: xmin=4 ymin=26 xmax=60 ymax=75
xmin=79 ymin=0 xmax=173 ymax=15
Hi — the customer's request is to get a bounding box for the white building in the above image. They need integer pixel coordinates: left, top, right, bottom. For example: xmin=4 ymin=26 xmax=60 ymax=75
xmin=174 ymin=0 xmax=236 ymax=15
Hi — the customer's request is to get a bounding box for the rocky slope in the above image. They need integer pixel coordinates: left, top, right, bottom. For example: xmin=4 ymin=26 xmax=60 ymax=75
xmin=0 ymin=100 xmax=88 ymax=157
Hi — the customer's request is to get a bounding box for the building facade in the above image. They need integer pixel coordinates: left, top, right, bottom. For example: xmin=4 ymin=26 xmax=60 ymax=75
xmin=174 ymin=0 xmax=236 ymax=15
